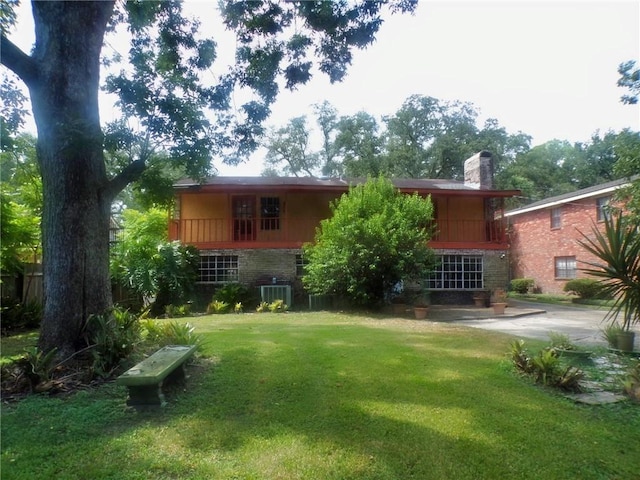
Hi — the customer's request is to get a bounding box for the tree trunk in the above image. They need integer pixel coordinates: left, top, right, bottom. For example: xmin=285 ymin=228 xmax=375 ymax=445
xmin=26 ymin=2 xmax=115 ymax=357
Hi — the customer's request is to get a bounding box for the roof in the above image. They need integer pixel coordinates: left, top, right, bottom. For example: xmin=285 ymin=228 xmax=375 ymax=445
xmin=505 ymin=177 xmax=633 ymax=217
xmin=174 ymin=176 xmax=520 ymax=198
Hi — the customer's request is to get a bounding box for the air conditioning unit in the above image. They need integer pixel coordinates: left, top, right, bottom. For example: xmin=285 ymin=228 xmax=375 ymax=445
xmin=260 ymin=285 xmax=292 ymax=307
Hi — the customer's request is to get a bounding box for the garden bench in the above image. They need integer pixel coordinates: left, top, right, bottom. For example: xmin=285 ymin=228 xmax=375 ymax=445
xmin=116 ymin=344 xmax=197 ymax=408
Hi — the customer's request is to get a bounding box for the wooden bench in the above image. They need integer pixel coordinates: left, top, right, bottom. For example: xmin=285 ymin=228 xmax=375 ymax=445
xmin=116 ymin=344 xmax=198 ymax=408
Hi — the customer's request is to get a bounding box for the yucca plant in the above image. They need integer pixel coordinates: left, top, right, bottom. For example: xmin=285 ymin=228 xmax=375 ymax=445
xmin=578 ymin=212 xmax=640 ymax=332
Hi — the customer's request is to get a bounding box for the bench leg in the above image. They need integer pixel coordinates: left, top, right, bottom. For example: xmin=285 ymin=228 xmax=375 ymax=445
xmin=126 ymin=384 xmax=167 ymax=408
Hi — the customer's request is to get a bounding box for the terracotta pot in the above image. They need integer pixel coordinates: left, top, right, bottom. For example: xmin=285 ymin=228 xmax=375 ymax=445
xmin=414 ymin=306 xmax=429 ymax=320
xmin=492 ymin=302 xmax=507 ymax=315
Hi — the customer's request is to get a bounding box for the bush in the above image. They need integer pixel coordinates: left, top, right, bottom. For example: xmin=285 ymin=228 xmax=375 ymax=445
xmin=213 ymin=282 xmax=257 ymax=307
xmin=563 ymin=278 xmax=604 ymax=299
xmin=84 ymin=308 xmax=142 ymax=377
xmin=140 ymin=319 xmax=203 ymax=349
xmin=510 ymin=278 xmax=535 ymax=294
xmin=510 ymin=340 xmax=583 ymax=392
xmin=0 ymin=297 xmax=43 ymax=333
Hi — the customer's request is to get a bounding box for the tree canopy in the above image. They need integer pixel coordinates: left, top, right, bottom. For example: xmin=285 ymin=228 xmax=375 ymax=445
xmin=0 ymin=0 xmax=417 ymax=357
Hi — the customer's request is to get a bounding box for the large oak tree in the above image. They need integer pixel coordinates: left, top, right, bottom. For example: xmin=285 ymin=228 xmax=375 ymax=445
xmin=1 ymin=0 xmax=416 ymax=357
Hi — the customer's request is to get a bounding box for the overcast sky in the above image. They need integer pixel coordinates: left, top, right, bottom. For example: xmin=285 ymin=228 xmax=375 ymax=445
xmin=8 ymin=1 xmax=640 ymax=176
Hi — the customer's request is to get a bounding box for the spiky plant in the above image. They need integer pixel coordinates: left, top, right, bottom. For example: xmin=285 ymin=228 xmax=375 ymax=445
xmin=578 ymin=212 xmax=640 ymax=331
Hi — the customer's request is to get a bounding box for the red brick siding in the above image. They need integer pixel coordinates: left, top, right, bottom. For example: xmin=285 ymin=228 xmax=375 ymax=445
xmin=508 ymin=197 xmax=614 ymax=294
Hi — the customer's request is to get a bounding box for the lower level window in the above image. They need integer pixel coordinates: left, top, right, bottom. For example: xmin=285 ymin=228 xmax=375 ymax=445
xmin=426 ymin=255 xmax=483 ymax=290
xmin=199 ymin=255 xmax=238 ymax=283
xmin=295 ymin=254 xmax=308 ymax=277
xmin=554 ymin=256 xmax=576 ymax=279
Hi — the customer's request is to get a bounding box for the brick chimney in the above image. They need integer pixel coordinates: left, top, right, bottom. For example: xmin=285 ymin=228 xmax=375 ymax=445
xmin=464 ymin=151 xmax=494 ymax=189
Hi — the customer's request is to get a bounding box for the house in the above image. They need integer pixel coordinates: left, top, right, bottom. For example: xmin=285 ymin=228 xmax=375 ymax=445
xmin=169 ymin=151 xmax=520 ymax=306
xmin=505 ymin=178 xmax=631 ymax=294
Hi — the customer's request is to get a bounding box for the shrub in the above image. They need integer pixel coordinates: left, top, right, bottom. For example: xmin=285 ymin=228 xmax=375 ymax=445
xmin=510 ymin=278 xmax=535 ymax=294
xmin=213 ymin=282 xmax=257 ymax=307
xmin=207 ymin=300 xmax=229 ymax=314
xmin=140 ymin=319 xmax=203 ymax=349
xmin=0 ymin=297 xmax=43 ymax=333
xmin=256 ymin=301 xmax=270 ymax=313
xmin=563 ymin=278 xmax=604 ymax=299
xmin=84 ymin=308 xmax=142 ymax=377
xmin=268 ymin=299 xmax=288 ymax=313
xmin=510 ymin=340 xmax=583 ymax=392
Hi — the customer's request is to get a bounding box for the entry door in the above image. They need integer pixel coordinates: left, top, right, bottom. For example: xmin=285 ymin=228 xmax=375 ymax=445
xmin=232 ymin=196 xmax=256 ymax=241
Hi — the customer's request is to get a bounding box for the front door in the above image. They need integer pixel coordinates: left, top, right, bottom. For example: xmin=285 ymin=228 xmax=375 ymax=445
xmin=232 ymin=196 xmax=256 ymax=241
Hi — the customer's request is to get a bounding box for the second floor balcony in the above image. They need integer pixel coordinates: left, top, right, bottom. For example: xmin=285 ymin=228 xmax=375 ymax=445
xmin=169 ymin=216 xmax=509 ymax=250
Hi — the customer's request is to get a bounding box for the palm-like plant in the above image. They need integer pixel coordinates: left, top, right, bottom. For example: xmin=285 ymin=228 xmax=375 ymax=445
xmin=578 ymin=212 xmax=640 ymax=331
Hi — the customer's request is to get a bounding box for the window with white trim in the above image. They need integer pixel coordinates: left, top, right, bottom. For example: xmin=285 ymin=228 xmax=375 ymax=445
xmin=596 ymin=196 xmax=611 ymax=222
xmin=295 ymin=254 xmax=308 ymax=277
xmin=426 ymin=255 xmax=484 ymax=290
xmin=550 ymin=207 xmax=562 ymax=229
xmin=198 ymin=255 xmax=239 ymax=283
xmin=554 ymin=256 xmax=576 ymax=279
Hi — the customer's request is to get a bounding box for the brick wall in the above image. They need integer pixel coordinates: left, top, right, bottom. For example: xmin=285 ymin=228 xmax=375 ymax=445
xmin=508 ymin=197 xmax=611 ymax=294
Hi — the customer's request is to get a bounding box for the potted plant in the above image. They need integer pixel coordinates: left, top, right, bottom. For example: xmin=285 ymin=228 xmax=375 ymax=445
xmin=579 ymin=212 xmax=640 ymax=353
xmin=412 ymin=290 xmax=431 ymax=320
xmin=472 ymin=290 xmax=489 ymax=308
xmin=601 ymin=322 xmax=624 ymax=350
xmin=491 ymin=288 xmax=508 ymax=314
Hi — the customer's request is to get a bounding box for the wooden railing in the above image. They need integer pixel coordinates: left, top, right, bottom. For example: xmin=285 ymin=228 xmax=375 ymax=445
xmin=169 ymin=217 xmax=507 ymax=248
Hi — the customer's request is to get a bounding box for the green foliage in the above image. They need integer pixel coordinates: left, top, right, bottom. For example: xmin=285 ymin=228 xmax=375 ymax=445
xmin=548 ymin=331 xmax=576 ymax=351
xmin=140 ymin=319 xmax=202 ymax=349
xmin=510 ymin=340 xmax=583 ymax=392
xmin=256 ymin=301 xmax=270 ymax=313
xmin=601 ymin=322 xmax=624 ymax=348
xmin=578 ymin=212 xmax=640 ymax=330
xmin=268 ymin=299 xmax=288 ymax=313
xmin=509 ymin=278 xmax=534 ymax=294
xmin=17 ymin=346 xmax=57 ymax=389
xmin=0 ymin=297 xmax=43 ymax=333
xmin=213 ymin=282 xmax=257 ymax=307
xmin=622 ymin=361 xmax=640 ymax=402
xmin=563 ymin=278 xmax=602 ymax=299
xmin=84 ymin=308 xmax=142 ymax=377
xmin=164 ymin=303 xmax=192 ymax=318
xmin=234 ymin=302 xmax=243 ymax=314
xmin=207 ymin=300 xmax=229 ymax=314
xmin=303 ymin=176 xmax=435 ymax=308
xmin=111 ymin=208 xmax=200 ymax=316
xmin=617 ymin=60 xmax=639 ymax=105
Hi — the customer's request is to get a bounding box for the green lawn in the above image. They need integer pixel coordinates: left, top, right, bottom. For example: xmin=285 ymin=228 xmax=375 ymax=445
xmin=2 ymin=312 xmax=639 ymax=479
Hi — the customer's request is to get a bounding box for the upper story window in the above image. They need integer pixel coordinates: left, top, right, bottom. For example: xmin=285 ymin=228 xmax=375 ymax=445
xmin=261 ymin=197 xmax=280 ymax=230
xmin=596 ymin=196 xmax=611 ymax=222
xmin=550 ymin=207 xmax=562 ymax=229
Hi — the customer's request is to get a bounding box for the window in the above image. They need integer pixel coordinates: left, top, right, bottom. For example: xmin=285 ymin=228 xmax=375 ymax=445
xmin=261 ymin=197 xmax=280 ymax=230
xmin=198 ymin=255 xmax=238 ymax=283
xmin=596 ymin=196 xmax=611 ymax=222
xmin=554 ymin=256 xmax=576 ymax=279
xmin=426 ymin=255 xmax=483 ymax=290
xmin=550 ymin=207 xmax=562 ymax=229
xmin=296 ymin=254 xmax=308 ymax=276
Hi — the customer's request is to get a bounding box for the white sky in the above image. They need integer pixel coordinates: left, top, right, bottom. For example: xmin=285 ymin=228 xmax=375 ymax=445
xmin=7 ymin=1 xmax=640 ymax=176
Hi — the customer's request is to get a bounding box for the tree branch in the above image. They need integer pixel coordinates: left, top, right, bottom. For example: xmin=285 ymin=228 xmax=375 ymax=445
xmin=103 ymin=159 xmax=146 ymax=202
xmin=0 ymin=34 xmax=38 ymax=86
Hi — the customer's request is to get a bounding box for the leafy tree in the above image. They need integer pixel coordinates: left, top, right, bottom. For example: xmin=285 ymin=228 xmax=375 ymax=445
xmin=303 ymin=176 xmax=435 ymax=308
xmin=0 ymin=0 xmax=416 ymax=357
xmin=612 ymin=129 xmax=640 ymax=220
xmin=110 ymin=208 xmax=198 ymax=317
xmin=263 ymin=116 xmax=320 ymax=176
xmin=313 ymin=101 xmax=339 ymax=176
xmin=333 ymin=111 xmax=384 ymax=177
xmin=618 ymin=60 xmax=640 ymax=105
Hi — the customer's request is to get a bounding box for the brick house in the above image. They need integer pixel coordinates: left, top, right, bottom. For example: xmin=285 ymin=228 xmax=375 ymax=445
xmin=505 ymin=178 xmax=631 ymax=294
xmin=170 ymin=151 xmax=520 ymax=306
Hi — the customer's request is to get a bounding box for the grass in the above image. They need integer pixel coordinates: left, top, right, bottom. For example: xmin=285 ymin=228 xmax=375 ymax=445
xmin=509 ymin=292 xmax=614 ymax=309
xmin=2 ymin=312 xmax=639 ymax=479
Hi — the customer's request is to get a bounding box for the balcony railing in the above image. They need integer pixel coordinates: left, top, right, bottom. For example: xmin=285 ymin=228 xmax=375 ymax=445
xmin=169 ymin=217 xmax=507 ymax=248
